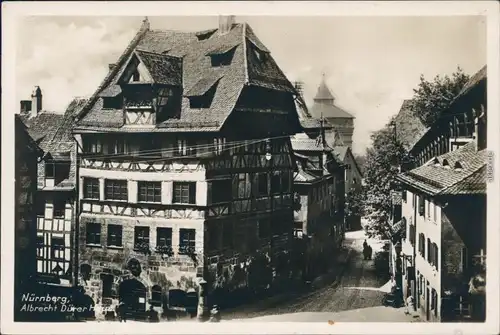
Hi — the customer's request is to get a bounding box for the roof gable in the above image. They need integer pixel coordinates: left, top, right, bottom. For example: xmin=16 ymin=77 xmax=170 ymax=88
xmin=75 ymin=21 xmax=297 ymax=132
xmin=314 ymin=78 xmax=335 ymax=101
xmin=394 ymin=99 xmax=428 ymax=150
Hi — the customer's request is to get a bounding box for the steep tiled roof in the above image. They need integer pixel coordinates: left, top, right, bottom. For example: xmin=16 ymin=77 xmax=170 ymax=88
xmin=455 ymin=65 xmax=487 ymax=100
xmin=75 ymin=22 xmax=296 ymax=132
xmin=48 ymin=98 xmax=87 ymax=153
xmin=21 ymin=112 xmax=65 ymax=151
xmin=134 ymin=49 xmax=183 ymax=86
xmin=294 ymin=95 xmax=333 ymax=130
xmin=398 ymin=141 xmax=486 ymax=196
xmin=394 ymin=100 xmax=428 ymax=150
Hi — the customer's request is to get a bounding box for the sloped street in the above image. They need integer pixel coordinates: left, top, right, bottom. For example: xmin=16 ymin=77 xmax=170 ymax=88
xmin=223 ymin=230 xmax=422 ymax=322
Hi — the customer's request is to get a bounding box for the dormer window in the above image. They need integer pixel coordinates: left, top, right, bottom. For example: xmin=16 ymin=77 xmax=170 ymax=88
xmin=253 ymin=48 xmax=267 ymax=62
xmin=432 ymin=157 xmax=440 ymax=167
xmin=442 ymin=159 xmax=450 ymax=169
xmin=454 ymin=161 xmax=463 ymax=171
xmin=207 ymin=45 xmax=237 ymax=67
xmin=186 ymin=74 xmax=223 ymax=109
xmin=196 ymin=29 xmax=217 ymax=41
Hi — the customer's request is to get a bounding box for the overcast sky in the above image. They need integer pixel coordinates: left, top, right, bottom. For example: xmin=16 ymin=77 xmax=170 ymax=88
xmin=15 ymin=16 xmax=486 ymax=154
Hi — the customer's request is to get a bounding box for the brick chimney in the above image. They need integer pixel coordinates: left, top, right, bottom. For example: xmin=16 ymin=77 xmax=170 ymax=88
xmin=31 ymin=86 xmax=42 ymax=117
xmin=218 ymin=16 xmax=235 ymax=35
xmin=20 ymin=100 xmax=32 ymax=115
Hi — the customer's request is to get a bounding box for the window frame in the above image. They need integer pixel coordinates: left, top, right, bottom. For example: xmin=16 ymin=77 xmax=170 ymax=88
xmin=179 ymin=228 xmax=196 ymax=254
xmin=86 ymin=222 xmax=102 ymax=245
xmin=156 ymin=227 xmax=173 ymax=248
xmin=45 ymin=162 xmax=56 ymax=179
xmin=172 ymin=182 xmax=196 ymax=205
xmin=53 ymin=198 xmax=66 ymax=218
xmin=257 ymin=173 xmax=269 ymax=197
xmin=50 ymin=236 xmax=65 ymax=261
xmin=134 ymin=226 xmax=150 ymax=249
xmin=137 ymin=181 xmax=162 ymax=203
xmin=107 ymin=224 xmax=123 ymax=247
xmin=83 ymin=177 xmax=100 ymax=200
xmin=104 ymin=179 xmax=128 ymax=201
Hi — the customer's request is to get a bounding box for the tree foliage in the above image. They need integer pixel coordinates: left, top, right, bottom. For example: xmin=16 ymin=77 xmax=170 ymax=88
xmin=345 ymin=187 xmax=365 ymax=218
xmin=362 ymin=118 xmax=407 ymax=240
xmin=409 ymin=67 xmax=470 ymax=127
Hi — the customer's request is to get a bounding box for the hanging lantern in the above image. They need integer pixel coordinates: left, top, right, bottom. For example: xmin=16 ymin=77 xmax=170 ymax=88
xmin=265 ymin=139 xmax=272 ymax=161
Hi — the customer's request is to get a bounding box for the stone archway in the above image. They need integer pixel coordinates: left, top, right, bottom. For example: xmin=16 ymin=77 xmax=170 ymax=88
xmin=119 ymin=278 xmax=147 ymax=316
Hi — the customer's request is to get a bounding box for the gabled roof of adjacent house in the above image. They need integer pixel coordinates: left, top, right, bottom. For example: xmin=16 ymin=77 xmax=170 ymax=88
xmin=397 ymin=141 xmax=486 ymax=196
xmin=294 ymin=94 xmax=333 ymax=130
xmin=291 ymin=133 xmax=331 ymax=152
xmin=394 ymin=99 xmax=429 ymax=151
xmin=47 ymin=98 xmax=88 ymax=153
xmin=294 ymin=169 xmax=320 ymax=183
xmin=21 ymin=112 xmax=65 ymax=151
xmin=15 ymin=115 xmax=43 ymax=156
xmin=332 ymin=146 xmax=349 ymax=161
xmin=75 ymin=20 xmax=296 ymax=132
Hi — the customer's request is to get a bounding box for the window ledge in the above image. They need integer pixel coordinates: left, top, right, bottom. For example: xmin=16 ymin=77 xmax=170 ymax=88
xmin=137 ymin=201 xmax=162 ymax=206
xmin=172 ymin=202 xmax=197 ymax=206
xmin=86 ymin=243 xmax=103 ymax=248
xmin=107 ymin=245 xmax=123 ymax=250
xmin=104 ymin=199 xmax=128 ymax=203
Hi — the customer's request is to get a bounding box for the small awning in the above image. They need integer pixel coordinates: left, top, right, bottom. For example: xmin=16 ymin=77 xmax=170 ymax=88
xmin=185 ymin=72 xmax=224 ymax=97
xmin=205 ymin=43 xmax=240 ymax=56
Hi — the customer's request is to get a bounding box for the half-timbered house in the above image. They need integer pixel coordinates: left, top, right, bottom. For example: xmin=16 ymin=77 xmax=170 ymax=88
xmin=290 ymin=90 xmax=345 ymax=281
xmin=396 ymin=65 xmax=487 ymax=322
xmin=72 ymin=17 xmax=302 ymax=317
xmin=20 ymin=87 xmax=87 ymax=288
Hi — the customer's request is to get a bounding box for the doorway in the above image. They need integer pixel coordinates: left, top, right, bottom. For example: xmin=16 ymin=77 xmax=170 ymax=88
xmin=119 ymin=279 xmax=147 ymax=316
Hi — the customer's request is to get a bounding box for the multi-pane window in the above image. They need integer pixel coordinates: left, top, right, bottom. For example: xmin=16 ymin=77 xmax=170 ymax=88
xmin=138 ymin=181 xmax=162 ymax=203
xmin=134 ymin=226 xmax=150 ymax=248
xmin=418 ymin=233 xmax=425 ymax=256
xmin=107 ymin=224 xmax=123 ymax=247
xmin=257 ymin=173 xmax=268 ymax=196
xmin=402 ymin=190 xmax=407 ymax=202
xmin=45 ymin=162 xmax=55 ymax=178
xmin=175 ymin=139 xmax=196 ymax=157
xmin=53 ymin=198 xmax=66 ymax=218
xmin=179 ymin=229 xmax=196 ymax=254
xmin=109 ymin=138 xmax=126 ymax=154
xmin=83 ymin=178 xmax=100 ymax=199
xmin=84 ymin=139 xmax=103 ymax=154
xmin=156 ymin=228 xmax=172 ymax=247
xmin=51 ymin=237 xmax=65 ymax=260
xmin=427 ymin=238 xmax=431 ymax=262
xmin=173 ymin=182 xmax=196 ymax=204
xmin=105 ymin=179 xmax=128 ymax=201
xmin=86 ymin=222 xmax=101 ymax=245
xmin=213 ymin=138 xmax=226 ymax=155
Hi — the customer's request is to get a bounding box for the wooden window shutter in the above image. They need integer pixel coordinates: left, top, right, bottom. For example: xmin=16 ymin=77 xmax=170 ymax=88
xmin=189 ymin=183 xmax=196 ymax=204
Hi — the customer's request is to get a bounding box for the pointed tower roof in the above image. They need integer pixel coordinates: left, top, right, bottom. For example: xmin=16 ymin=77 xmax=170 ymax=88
xmin=314 ymin=74 xmax=335 ymax=102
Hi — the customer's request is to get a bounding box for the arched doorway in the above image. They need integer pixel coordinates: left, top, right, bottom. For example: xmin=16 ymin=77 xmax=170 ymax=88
xmin=119 ymin=279 xmax=147 ymax=316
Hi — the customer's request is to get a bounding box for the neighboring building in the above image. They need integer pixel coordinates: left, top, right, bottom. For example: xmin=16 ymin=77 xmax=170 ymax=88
xmin=22 ymin=92 xmax=87 ymax=288
xmin=396 ymin=66 xmax=487 ymax=322
xmin=14 ymin=115 xmax=43 ymax=321
xmin=72 ymin=17 xmax=301 ymax=317
xmin=332 ymin=146 xmax=362 ymax=192
xmin=290 ymin=94 xmax=346 ymax=280
xmin=309 ymin=75 xmax=355 ymax=148
xmin=332 ymin=146 xmax=362 ymax=231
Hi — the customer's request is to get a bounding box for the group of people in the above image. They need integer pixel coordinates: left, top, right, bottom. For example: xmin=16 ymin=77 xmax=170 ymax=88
xmin=362 ymin=240 xmax=373 ymax=260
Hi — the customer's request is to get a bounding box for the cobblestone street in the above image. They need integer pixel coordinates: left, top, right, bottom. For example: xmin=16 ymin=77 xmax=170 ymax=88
xmin=222 ymin=230 xmax=422 ymax=322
